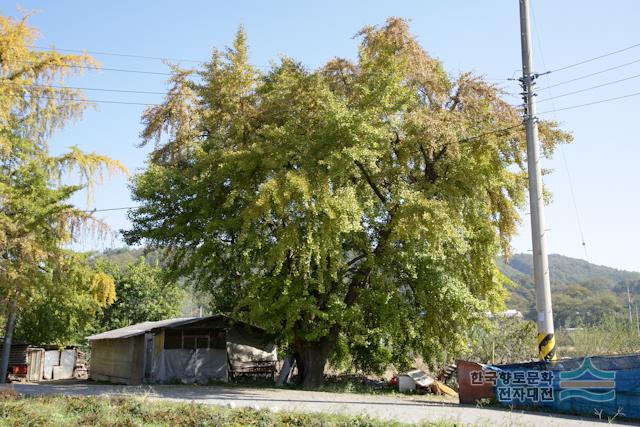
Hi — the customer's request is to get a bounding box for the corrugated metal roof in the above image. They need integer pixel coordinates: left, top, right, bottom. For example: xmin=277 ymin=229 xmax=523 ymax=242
xmin=87 ymin=317 xmax=204 ymax=341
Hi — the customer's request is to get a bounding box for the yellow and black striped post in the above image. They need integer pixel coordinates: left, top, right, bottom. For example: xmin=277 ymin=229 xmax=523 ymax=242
xmin=519 ymin=0 xmax=558 ymax=362
xmin=538 ymin=333 xmax=557 ymax=361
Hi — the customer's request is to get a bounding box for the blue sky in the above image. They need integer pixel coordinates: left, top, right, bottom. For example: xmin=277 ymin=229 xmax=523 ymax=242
xmin=5 ymin=1 xmax=640 ymax=271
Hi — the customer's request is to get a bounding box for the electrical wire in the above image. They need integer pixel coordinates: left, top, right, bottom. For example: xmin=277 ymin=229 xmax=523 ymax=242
xmin=82 ymin=206 xmax=138 ymax=213
xmin=538 ymin=91 xmax=640 ymax=115
xmin=28 ymin=47 xmax=512 ymax=80
xmin=28 ymin=41 xmax=640 ymax=88
xmin=10 ymin=73 xmax=639 ymax=105
xmin=12 ymin=80 xmax=640 ymax=116
xmin=549 ymin=42 xmax=640 ymax=74
xmin=458 ymin=123 xmax=523 ymax=143
xmin=538 ymin=58 xmax=640 ymax=91
xmin=35 ymin=45 xmax=206 ymax=64
xmin=23 ymin=93 xmax=159 ymax=106
xmin=0 ymin=80 xmax=167 ymax=96
xmin=17 ymin=60 xmax=173 ymax=76
xmin=537 ymin=72 xmax=640 ymax=103
xmin=34 ymin=45 xmax=274 ymax=70
xmin=532 ymin=6 xmax=588 ymax=259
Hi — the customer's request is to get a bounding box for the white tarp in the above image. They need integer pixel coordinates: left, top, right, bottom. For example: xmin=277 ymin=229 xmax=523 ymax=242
xmin=152 ymin=349 xmax=227 ymax=384
xmin=398 ymin=369 xmax=435 ymax=392
xmin=53 ymin=349 xmax=76 ymax=380
xmin=43 ymin=350 xmax=60 ymax=380
xmin=226 ymin=328 xmax=277 ymax=364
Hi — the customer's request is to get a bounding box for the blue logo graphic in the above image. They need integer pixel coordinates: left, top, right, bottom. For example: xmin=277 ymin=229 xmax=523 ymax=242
xmin=559 ymin=358 xmax=616 ymax=402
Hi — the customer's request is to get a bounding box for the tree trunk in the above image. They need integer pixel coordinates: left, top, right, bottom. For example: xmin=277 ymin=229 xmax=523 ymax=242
xmin=293 ymin=327 xmax=339 ymax=389
xmin=0 ymin=292 xmax=18 ymax=384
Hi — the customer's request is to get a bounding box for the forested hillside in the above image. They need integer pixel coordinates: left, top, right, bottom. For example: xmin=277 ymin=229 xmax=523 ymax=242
xmin=96 ymin=248 xmax=639 ymax=329
xmin=502 ymin=254 xmax=640 ymax=327
xmin=93 ymin=248 xmax=210 ymax=318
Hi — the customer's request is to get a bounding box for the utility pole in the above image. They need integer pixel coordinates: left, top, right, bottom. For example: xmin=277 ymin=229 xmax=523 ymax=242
xmin=627 ymin=283 xmax=634 ymax=325
xmin=519 ymin=0 xmax=556 ymax=361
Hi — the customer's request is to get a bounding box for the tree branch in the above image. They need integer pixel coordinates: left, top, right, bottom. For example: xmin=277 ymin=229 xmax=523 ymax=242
xmin=354 ymin=160 xmax=387 ymax=204
xmin=346 ymin=253 xmax=367 ymax=267
xmin=448 ymin=87 xmax=462 ymax=111
xmin=343 ymin=211 xmax=395 ymax=306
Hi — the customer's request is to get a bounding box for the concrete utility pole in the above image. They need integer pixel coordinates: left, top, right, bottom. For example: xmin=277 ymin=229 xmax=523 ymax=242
xmin=519 ymin=0 xmax=556 ymax=361
xmin=627 ymin=283 xmax=634 ymax=325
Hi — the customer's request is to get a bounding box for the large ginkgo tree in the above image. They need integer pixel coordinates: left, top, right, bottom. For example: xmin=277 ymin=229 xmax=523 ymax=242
xmin=125 ymin=18 xmax=570 ymax=387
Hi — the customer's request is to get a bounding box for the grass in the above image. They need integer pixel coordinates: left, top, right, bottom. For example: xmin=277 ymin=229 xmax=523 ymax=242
xmin=0 ymin=393 xmax=464 ymax=427
xmin=556 ymin=317 xmax=640 ymax=358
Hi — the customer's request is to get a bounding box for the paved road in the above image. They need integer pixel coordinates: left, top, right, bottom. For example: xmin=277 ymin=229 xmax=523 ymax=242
xmin=8 ymin=382 xmax=626 ymax=426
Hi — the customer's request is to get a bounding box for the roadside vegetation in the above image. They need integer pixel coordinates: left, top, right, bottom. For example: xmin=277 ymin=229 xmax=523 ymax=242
xmin=0 ymin=394 xmax=460 ymax=427
xmin=557 ymin=316 xmax=640 ymax=358
xmin=502 ymin=253 xmax=640 ymax=328
xmin=463 ymin=318 xmax=538 ymax=365
xmin=0 ymin=13 xmax=126 ymax=376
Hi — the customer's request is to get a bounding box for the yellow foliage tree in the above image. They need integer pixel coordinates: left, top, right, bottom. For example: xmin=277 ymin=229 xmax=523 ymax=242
xmin=0 ymin=14 xmax=127 ymax=381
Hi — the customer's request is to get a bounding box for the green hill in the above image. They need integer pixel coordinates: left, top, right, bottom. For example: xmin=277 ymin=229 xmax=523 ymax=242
xmin=92 ymin=247 xmax=210 ymax=318
xmin=501 ymin=254 xmax=640 ymax=327
xmin=91 ymin=247 xmax=159 ymax=268
xmin=95 ymin=248 xmax=640 ymax=328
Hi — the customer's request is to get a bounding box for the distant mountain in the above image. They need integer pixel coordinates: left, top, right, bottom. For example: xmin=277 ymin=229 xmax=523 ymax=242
xmin=91 ymin=247 xmax=210 ymax=318
xmin=501 ymin=254 xmax=640 ymax=327
xmin=91 ymin=247 xmax=161 ymax=268
xmin=95 ymin=248 xmax=639 ymax=328
xmin=502 ymin=253 xmax=640 ymax=289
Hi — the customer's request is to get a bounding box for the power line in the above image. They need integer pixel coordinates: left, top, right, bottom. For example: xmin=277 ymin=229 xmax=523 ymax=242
xmin=8 ymin=78 xmax=521 ymax=110
xmin=30 ymin=47 xmax=513 ymax=79
xmin=24 ymin=93 xmax=158 ymax=106
xmin=538 ymin=90 xmax=640 ymax=115
xmin=18 ymin=60 xmax=173 ymax=76
xmin=18 ymin=86 xmax=640 ymax=117
xmin=539 ymin=58 xmax=640 ymax=91
xmin=458 ymin=123 xmax=523 ymax=143
xmin=35 ymin=45 xmax=205 ymax=64
xmin=29 ymin=41 xmax=640 ymax=88
xmin=13 ymin=81 xmax=640 ymax=115
xmin=531 ymin=5 xmax=588 ymax=259
xmin=549 ymin=42 xmax=640 ymax=73
xmin=537 ymin=72 xmax=640 ymax=103
xmin=82 ymin=207 xmax=138 ymax=213
xmin=66 ymin=64 xmax=172 ymax=76
xmin=1 ymin=81 xmax=167 ymax=96
xmin=34 ymin=45 xmax=274 ymax=70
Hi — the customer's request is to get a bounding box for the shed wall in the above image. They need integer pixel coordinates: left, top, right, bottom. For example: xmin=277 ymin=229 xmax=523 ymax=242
xmin=89 ymin=317 xmax=277 ymax=385
xmin=90 ymin=336 xmax=144 ymax=384
xmin=130 ymin=335 xmax=145 ymax=384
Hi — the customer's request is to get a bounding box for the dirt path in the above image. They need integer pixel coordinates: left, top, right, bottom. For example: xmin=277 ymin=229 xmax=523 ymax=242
xmin=9 ymin=382 xmax=625 ymax=426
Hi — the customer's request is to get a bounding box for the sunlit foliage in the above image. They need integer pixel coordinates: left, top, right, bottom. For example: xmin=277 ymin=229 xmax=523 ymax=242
xmin=0 ymin=14 xmax=126 ymax=349
xmin=126 ymin=18 xmax=570 ymax=387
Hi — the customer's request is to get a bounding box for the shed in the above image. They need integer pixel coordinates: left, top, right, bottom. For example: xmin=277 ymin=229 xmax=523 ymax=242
xmin=0 ymin=342 xmax=85 ymax=382
xmin=0 ymin=342 xmax=44 ymax=382
xmin=87 ymin=316 xmax=277 ymax=385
